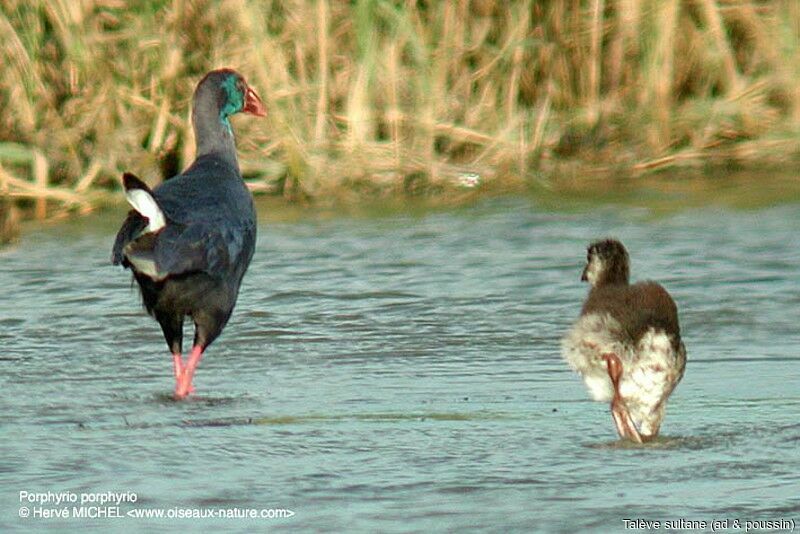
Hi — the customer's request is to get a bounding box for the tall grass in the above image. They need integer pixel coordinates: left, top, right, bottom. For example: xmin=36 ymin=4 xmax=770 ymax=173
xmin=0 ymin=0 xmax=798 ymax=219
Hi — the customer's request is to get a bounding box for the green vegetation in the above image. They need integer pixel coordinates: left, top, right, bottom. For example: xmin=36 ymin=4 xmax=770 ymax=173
xmin=0 ymin=0 xmax=798 ymax=223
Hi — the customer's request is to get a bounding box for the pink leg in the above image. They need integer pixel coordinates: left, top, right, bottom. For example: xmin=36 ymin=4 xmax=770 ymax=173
xmin=174 ymin=345 xmax=203 ymax=399
xmin=172 ymin=352 xmax=184 ymax=380
xmin=602 ymin=353 xmax=643 ymax=444
xmin=172 ymin=352 xmax=194 ymax=397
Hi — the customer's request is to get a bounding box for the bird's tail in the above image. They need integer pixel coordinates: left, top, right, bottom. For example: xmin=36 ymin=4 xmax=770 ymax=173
xmin=123 ymin=173 xmax=166 ymax=233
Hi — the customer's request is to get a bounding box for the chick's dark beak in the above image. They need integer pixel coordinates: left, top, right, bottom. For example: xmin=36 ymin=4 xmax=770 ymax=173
xmin=243 ymin=87 xmax=266 ymax=117
xmin=581 ymin=265 xmax=589 ymax=282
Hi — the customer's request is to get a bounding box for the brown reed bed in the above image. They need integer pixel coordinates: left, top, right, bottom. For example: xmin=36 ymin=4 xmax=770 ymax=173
xmin=0 ymin=0 xmax=798 ymax=228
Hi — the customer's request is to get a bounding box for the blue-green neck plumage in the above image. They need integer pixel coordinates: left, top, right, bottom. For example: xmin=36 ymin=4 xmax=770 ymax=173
xmin=192 ymin=75 xmax=242 ymax=164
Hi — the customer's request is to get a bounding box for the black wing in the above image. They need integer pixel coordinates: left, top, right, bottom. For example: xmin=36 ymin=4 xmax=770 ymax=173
xmin=150 ymin=221 xmax=251 ymax=279
xmin=111 ymin=210 xmax=147 ymax=265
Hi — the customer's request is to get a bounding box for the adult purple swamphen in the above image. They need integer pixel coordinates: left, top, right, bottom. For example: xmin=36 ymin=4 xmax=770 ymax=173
xmin=112 ymin=69 xmax=265 ymax=399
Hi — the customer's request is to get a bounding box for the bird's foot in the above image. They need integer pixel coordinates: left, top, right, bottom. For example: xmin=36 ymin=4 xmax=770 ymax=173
xmin=610 ymin=398 xmax=643 ymax=443
xmin=173 ymin=345 xmax=204 ymax=400
xmin=173 ymin=379 xmax=195 ymax=399
xmin=172 ymin=352 xmax=194 ymax=399
xmin=602 ymin=353 xmax=644 ymax=444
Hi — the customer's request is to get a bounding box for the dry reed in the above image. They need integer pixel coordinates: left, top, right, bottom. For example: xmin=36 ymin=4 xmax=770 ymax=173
xmin=0 ymin=0 xmax=798 ymax=223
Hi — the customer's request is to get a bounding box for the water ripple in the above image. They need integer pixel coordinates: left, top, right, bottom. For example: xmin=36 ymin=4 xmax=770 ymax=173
xmin=1 ymin=197 xmax=799 ymax=530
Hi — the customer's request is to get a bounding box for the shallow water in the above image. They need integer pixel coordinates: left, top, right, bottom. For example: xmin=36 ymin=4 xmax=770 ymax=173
xmin=2 ymin=177 xmax=799 ymax=532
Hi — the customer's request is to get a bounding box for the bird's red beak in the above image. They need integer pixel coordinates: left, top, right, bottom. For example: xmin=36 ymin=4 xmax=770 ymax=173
xmin=243 ymin=86 xmax=266 ymax=117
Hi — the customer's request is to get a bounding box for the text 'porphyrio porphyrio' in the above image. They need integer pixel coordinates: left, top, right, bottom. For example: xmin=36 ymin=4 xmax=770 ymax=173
xmin=112 ymin=69 xmax=265 ymax=399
